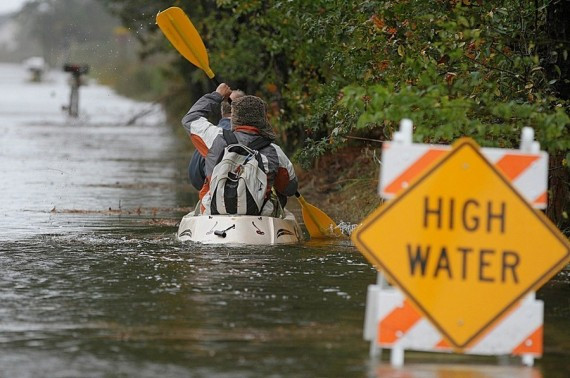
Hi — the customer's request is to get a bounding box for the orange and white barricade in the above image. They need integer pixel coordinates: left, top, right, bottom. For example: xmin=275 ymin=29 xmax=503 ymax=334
xmin=364 ymin=121 xmax=547 ymax=366
xmin=379 ymin=122 xmax=548 ymax=209
xmin=364 ymin=284 xmax=543 ymax=366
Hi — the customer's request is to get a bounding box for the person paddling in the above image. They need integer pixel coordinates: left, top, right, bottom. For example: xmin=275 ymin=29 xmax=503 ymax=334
xmin=187 ymin=89 xmax=244 ymax=190
xmin=182 ymin=83 xmax=298 ymax=216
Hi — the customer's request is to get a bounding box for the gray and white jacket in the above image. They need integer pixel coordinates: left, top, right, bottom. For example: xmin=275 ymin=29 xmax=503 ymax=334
xmin=182 ymin=91 xmax=298 ymax=214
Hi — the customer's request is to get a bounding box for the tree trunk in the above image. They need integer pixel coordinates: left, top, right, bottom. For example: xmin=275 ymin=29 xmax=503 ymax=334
xmin=546 ymin=0 xmax=570 ymax=235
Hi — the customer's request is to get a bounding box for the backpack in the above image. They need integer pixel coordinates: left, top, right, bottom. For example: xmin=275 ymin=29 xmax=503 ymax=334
xmin=209 ymin=129 xmax=272 ymax=215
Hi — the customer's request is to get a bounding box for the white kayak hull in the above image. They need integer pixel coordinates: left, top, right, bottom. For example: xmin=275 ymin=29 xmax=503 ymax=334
xmin=177 ymin=210 xmax=302 ymax=245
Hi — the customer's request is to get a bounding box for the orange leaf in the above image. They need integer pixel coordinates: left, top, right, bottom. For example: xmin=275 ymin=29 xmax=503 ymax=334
xmin=378 ymin=60 xmax=390 ymax=71
xmin=371 ymin=15 xmax=385 ymax=29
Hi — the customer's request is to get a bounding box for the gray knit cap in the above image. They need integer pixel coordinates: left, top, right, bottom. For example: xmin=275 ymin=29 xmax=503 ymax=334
xmin=231 ymin=95 xmax=276 ymax=140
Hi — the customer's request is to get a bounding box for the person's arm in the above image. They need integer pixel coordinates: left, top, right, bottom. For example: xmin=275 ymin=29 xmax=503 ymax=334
xmin=181 ymin=84 xmax=232 ymax=156
xmin=272 ymin=144 xmax=298 ymax=197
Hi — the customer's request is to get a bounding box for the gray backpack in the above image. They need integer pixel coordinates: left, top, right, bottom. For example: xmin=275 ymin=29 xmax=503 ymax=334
xmin=210 ymin=130 xmax=271 ymax=215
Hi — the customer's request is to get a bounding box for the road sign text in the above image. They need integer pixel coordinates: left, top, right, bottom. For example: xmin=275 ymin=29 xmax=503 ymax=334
xmin=407 ymin=244 xmax=520 ymax=283
xmin=424 ymin=197 xmax=506 ymax=233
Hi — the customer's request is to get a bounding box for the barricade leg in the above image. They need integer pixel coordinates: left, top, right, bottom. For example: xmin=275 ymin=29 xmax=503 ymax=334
xmin=370 ymin=336 xmax=381 ymax=358
xmin=390 ymin=346 xmax=405 ymax=366
xmin=521 ymin=355 xmax=534 ymax=367
xmin=366 ymin=272 xmax=390 ymax=358
xmin=365 ymin=284 xmax=381 ymax=358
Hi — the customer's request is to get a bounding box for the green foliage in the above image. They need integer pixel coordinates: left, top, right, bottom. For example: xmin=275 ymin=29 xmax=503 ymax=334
xmin=340 ymin=1 xmax=570 ymax=155
xmin=84 ymin=0 xmax=570 ymax=156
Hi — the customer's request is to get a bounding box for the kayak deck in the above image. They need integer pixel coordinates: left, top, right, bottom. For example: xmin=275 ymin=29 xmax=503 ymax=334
xmin=177 ymin=210 xmax=302 ymax=245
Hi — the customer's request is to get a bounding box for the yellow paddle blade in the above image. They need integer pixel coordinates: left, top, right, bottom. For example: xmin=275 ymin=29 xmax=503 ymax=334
xmin=295 ymin=193 xmax=342 ymax=238
xmin=156 ymin=7 xmax=215 ymax=79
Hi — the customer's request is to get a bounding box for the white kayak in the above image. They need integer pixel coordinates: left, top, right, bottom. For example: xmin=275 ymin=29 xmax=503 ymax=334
xmin=177 ymin=210 xmax=302 ymax=245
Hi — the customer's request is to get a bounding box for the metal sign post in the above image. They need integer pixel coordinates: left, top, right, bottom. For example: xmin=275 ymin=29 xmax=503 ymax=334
xmin=62 ymin=63 xmax=89 ymax=118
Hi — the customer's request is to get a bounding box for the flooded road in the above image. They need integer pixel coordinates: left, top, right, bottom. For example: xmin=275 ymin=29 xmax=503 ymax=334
xmin=0 ymin=62 xmax=188 ymax=239
xmin=0 ymin=63 xmax=567 ymax=377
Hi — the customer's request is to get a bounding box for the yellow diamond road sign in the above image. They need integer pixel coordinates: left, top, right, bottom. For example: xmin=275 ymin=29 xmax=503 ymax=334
xmin=352 ymin=138 xmax=570 ymax=349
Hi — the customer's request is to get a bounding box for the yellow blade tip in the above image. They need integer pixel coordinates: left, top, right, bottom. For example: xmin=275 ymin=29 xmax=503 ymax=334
xmin=205 ymin=69 xmax=215 ymax=79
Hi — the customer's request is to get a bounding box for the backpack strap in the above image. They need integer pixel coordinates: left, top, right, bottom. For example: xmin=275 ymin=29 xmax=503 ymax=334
xmin=222 ymin=129 xmax=239 ymax=145
xmin=214 ymin=129 xmax=239 ymax=166
xmin=249 ymin=136 xmax=272 ymax=151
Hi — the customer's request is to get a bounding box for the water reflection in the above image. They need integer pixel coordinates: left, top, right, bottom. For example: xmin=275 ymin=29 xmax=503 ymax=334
xmin=0 ymin=231 xmax=374 ymax=376
xmin=370 ymin=362 xmax=542 ymax=378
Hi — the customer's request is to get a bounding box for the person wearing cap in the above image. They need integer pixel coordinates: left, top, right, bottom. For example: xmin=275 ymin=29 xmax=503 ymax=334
xmin=182 ymin=83 xmax=298 ymax=216
xmin=187 ymin=89 xmax=245 ymax=191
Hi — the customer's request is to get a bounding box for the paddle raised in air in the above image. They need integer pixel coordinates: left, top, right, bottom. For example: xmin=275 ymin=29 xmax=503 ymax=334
xmin=156 ymin=6 xmax=219 ymax=84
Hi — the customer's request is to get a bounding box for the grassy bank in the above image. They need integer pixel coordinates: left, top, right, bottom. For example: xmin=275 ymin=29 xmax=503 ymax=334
xmin=296 ymin=146 xmax=384 ymax=226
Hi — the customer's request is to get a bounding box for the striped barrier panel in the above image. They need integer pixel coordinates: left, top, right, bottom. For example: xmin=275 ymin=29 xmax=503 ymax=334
xmin=364 ymin=285 xmax=543 ymax=365
xmin=379 ymin=143 xmax=549 ymax=209
xmin=363 ymin=123 xmax=551 ymax=366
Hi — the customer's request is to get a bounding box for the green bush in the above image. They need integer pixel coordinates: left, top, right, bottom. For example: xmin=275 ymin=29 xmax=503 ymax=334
xmin=340 ymin=2 xmax=569 ymax=154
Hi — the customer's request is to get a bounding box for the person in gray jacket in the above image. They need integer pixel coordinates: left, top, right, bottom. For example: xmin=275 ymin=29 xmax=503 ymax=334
xmin=182 ymin=83 xmax=298 ymax=216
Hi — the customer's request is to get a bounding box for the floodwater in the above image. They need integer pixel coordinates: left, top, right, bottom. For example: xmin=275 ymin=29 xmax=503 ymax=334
xmin=0 ymin=63 xmax=568 ymax=377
